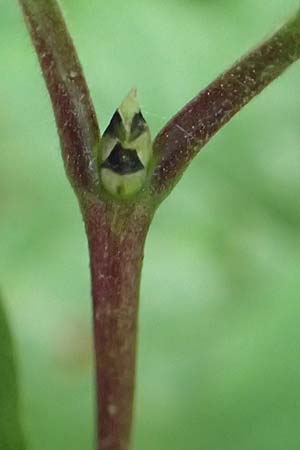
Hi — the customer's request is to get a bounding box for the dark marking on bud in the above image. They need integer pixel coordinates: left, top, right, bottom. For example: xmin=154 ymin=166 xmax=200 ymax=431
xmin=105 ymin=110 xmax=126 ymax=140
xmin=130 ymin=112 xmax=147 ymax=141
xmin=101 ymin=143 xmax=144 ymax=175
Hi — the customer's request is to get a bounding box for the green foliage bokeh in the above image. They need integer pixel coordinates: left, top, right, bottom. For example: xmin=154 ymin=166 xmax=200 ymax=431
xmin=0 ymin=295 xmax=26 ymax=449
xmin=1 ymin=0 xmax=300 ymax=449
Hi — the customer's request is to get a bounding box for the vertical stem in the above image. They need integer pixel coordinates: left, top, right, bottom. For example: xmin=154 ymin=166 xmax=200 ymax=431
xmin=83 ymin=198 xmax=152 ymax=450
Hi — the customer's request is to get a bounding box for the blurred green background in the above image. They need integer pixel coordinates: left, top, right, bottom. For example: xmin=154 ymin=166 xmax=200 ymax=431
xmin=1 ymin=0 xmax=300 ymax=449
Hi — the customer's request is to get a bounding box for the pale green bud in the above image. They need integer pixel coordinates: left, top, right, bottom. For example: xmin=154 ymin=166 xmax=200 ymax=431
xmin=98 ymin=89 xmax=152 ymax=199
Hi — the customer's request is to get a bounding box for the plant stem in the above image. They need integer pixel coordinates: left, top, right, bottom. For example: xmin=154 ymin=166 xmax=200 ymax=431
xmin=82 ymin=197 xmax=153 ymax=450
xmin=151 ymin=9 xmax=300 ymax=199
xmin=18 ymin=0 xmax=100 ymax=193
xmin=18 ymin=2 xmax=300 ymax=449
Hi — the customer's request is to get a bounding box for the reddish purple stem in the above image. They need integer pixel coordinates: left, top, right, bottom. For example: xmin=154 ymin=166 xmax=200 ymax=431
xmin=151 ymin=11 xmax=300 ymax=198
xmin=19 ymin=0 xmax=100 ymax=193
xmin=18 ymin=2 xmax=300 ymax=450
xmin=82 ymin=198 xmax=152 ymax=450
